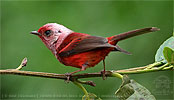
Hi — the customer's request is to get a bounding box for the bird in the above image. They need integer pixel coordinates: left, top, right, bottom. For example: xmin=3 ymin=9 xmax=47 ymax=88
xmin=30 ymin=23 xmax=159 ymax=79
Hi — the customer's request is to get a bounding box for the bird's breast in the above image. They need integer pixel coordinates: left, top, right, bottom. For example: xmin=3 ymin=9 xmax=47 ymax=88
xmin=57 ymin=48 xmax=112 ymax=68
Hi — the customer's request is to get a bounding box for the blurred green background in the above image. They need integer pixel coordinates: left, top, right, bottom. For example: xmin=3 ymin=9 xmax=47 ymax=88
xmin=1 ymin=1 xmax=173 ymax=100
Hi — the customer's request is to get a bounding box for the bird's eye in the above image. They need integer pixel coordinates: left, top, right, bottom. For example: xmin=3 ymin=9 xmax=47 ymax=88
xmin=58 ymin=30 xmax=61 ymax=33
xmin=44 ymin=30 xmax=52 ymax=36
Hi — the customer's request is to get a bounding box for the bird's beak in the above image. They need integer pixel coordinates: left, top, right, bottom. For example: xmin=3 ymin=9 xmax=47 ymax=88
xmin=30 ymin=31 xmax=41 ymax=36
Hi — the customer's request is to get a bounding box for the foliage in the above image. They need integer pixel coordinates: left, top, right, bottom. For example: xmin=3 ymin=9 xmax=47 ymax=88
xmin=163 ymin=47 xmax=174 ymax=64
xmin=155 ymin=36 xmax=174 ymax=63
xmin=82 ymin=93 xmax=102 ymax=100
xmin=116 ymin=78 xmax=156 ymax=100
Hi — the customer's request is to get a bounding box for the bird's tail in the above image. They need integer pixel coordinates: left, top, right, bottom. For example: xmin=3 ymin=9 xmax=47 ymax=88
xmin=107 ymin=27 xmax=160 ymax=45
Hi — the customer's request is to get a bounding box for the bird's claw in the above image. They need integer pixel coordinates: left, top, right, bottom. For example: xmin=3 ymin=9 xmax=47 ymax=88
xmin=65 ymin=73 xmax=72 ymax=83
xmin=101 ymin=70 xmax=106 ymax=80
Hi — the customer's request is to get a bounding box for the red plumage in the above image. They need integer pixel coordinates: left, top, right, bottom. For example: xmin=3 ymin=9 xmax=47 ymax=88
xmin=31 ymin=23 xmax=159 ymax=76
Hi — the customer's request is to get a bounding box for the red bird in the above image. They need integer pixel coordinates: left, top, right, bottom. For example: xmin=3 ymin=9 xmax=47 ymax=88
xmin=31 ymin=23 xmax=159 ymax=78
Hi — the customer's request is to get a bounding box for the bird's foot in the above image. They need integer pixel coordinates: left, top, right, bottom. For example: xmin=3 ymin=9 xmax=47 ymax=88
xmin=65 ymin=73 xmax=72 ymax=83
xmin=101 ymin=70 xmax=106 ymax=80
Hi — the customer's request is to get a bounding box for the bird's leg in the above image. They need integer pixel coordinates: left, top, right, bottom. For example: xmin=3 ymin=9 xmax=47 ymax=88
xmin=65 ymin=65 xmax=87 ymax=82
xmin=101 ymin=59 xmax=106 ymax=80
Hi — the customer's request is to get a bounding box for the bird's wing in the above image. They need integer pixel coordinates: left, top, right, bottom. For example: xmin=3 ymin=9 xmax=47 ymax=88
xmin=57 ymin=32 xmax=89 ymax=51
xmin=58 ymin=35 xmax=116 ymax=57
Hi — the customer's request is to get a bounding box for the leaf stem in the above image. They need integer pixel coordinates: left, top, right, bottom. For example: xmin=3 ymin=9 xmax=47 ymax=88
xmin=73 ymin=81 xmax=89 ymax=99
xmin=111 ymin=72 xmax=123 ymax=79
xmin=145 ymin=61 xmax=163 ymax=69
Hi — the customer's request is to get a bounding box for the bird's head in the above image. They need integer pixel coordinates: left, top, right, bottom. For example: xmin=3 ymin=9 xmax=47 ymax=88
xmin=31 ymin=23 xmax=73 ymax=50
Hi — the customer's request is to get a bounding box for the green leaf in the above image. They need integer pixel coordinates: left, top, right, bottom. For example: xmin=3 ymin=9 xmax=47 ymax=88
xmin=115 ymin=83 xmax=134 ymax=100
xmin=115 ymin=76 xmax=156 ymax=100
xmin=155 ymin=36 xmax=174 ymax=63
xmin=115 ymin=75 xmax=134 ymax=100
xmin=82 ymin=93 xmax=102 ymax=100
xmin=127 ymin=80 xmax=156 ymax=100
xmin=163 ymin=47 xmax=174 ymax=64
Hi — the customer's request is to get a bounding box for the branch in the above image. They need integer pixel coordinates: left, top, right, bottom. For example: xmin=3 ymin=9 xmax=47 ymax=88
xmin=0 ymin=58 xmax=173 ymax=86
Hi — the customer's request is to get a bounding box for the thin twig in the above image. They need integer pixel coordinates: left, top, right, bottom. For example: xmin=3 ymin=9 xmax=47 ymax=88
xmin=0 ymin=58 xmax=173 ymax=86
xmin=0 ymin=65 xmax=173 ymax=79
